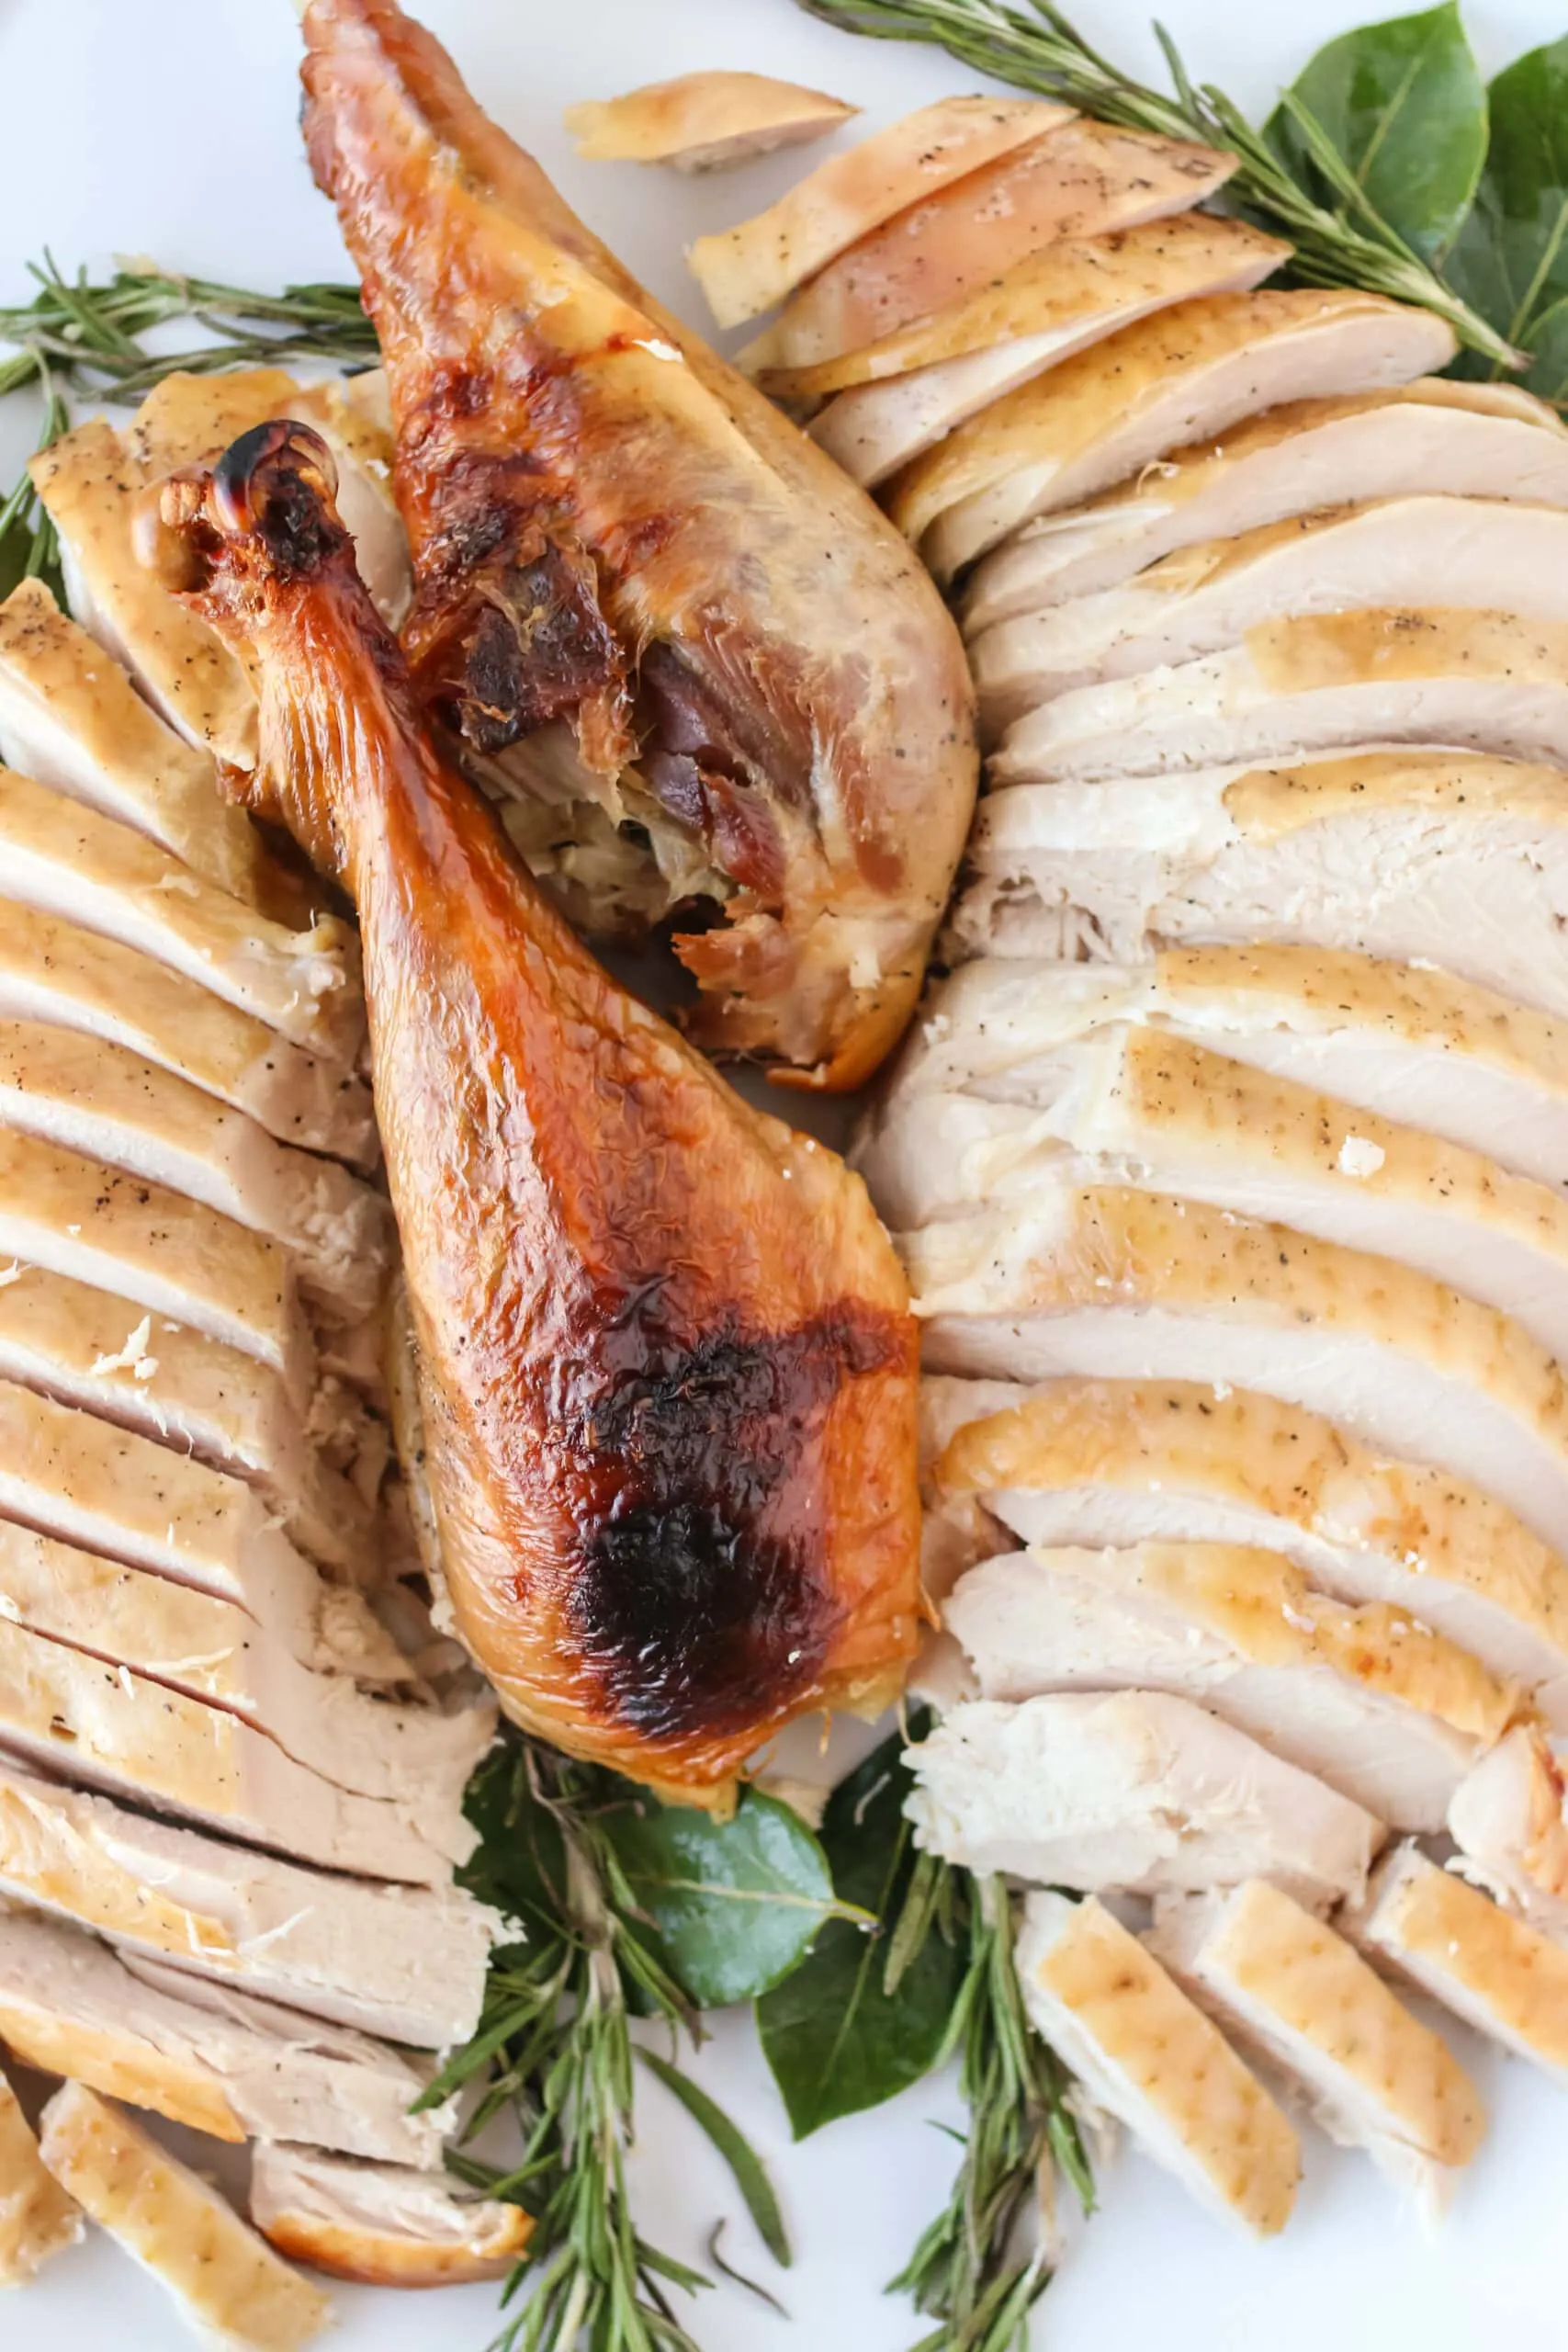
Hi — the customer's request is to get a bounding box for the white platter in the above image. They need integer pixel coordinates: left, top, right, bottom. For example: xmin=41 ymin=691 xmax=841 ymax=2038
xmin=2 ymin=0 xmax=1565 ymax=2344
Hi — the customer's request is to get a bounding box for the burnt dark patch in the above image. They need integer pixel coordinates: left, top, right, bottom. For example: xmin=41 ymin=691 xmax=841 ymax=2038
xmin=453 ymin=546 xmax=624 ymax=752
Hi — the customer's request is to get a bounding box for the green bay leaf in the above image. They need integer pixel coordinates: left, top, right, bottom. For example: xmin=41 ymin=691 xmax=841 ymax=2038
xmin=1446 ymin=37 xmax=1568 ymax=357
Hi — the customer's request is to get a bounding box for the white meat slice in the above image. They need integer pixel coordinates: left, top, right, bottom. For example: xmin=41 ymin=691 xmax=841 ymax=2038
xmin=888 ymin=288 xmax=1456 ymax=576
xmin=907 ymin=1689 xmax=1382 ymax=1905
xmin=1447 ymin=1725 xmax=1568 ymax=1939
xmin=0 ymin=764 xmax=363 ymax=1064
xmin=964 ymin=379 xmax=1568 ymax=623
xmin=896 ymin=946 xmax=1568 ymax=1195
xmin=807 ymin=215 xmax=1287 ymax=488
xmin=0 ymin=1020 xmax=393 ymax=1321
xmin=931 ymin=1376 xmax=1563 ymax=1732
xmin=250 ymin=2145 xmax=530 ymax=2285
xmin=39 ymin=2083 xmax=329 ymax=2350
xmin=565 ymin=71 xmax=857 ymax=173
xmin=0 ymin=2060 xmax=81 ymax=2284
xmin=993 ymin=608 xmax=1568 ymax=785
xmin=1147 ymin=1880 xmax=1483 ymax=2206
xmin=1016 ymin=1891 xmax=1300 ymax=2235
xmin=971 ymin=498 xmax=1568 ymax=725
xmin=0 ymin=1760 xmax=497 ymax=2048
xmin=0 ymin=899 xmax=377 ymax=1166
xmin=1346 ymin=1842 xmax=1568 ymax=2090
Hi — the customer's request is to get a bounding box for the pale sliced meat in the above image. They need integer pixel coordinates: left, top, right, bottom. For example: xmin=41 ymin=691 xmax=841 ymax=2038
xmin=1447 ymin=1726 xmax=1568 ymax=1939
xmin=1347 ymin=1843 xmax=1568 ymax=2090
xmin=886 ymin=289 xmax=1455 ymax=576
xmin=0 ymin=766 xmax=363 ymax=1063
xmin=743 ymin=120 xmax=1235 ymax=372
xmin=907 ymin=1190 xmax=1568 ymax=1565
xmin=0 ymin=1760 xmax=497 ymax=2048
xmin=994 ymin=608 xmax=1568 ymax=784
xmin=686 ymin=95 xmax=1072 ymax=326
xmin=0 ymin=1021 xmax=393 ymax=1321
xmin=964 ymin=379 xmax=1568 ymax=624
xmin=39 ymin=2084 xmax=329 ymax=2350
xmin=0 ymin=900 xmax=377 ymax=1167
xmin=565 ymin=71 xmax=855 ymax=171
xmin=973 ymin=498 xmax=1568 ymax=725
xmin=807 ymin=216 xmax=1288 ymax=488
xmin=0 ymin=2060 xmax=81 ymax=2284
xmin=1017 ymin=1892 xmax=1299 ymax=2235
xmin=251 ymin=2145 xmax=530 ymax=2285
xmin=907 ymin=1690 xmax=1382 ymax=1905
xmin=1148 ymin=1881 xmax=1483 ymax=2206
xmin=898 ymin=946 xmax=1568 ymax=1195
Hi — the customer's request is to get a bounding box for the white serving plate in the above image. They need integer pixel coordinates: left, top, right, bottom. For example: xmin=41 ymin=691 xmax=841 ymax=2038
xmin=2 ymin=1 xmax=1564 ymax=2344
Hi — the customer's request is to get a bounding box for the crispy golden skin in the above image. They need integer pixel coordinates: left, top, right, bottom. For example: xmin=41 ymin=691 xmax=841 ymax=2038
xmin=163 ymin=424 xmax=921 ymax=1807
xmin=296 ymin=0 xmax=977 ymax=1091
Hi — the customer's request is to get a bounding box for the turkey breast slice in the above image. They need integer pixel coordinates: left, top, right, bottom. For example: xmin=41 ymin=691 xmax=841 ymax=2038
xmin=0 ymin=2059 xmax=81 ymax=2285
xmin=250 ymin=2145 xmax=531 ymax=2287
xmin=964 ymin=378 xmax=1568 ymax=625
xmin=807 ymin=215 xmax=1288 ymax=488
xmin=1018 ymin=1892 xmax=1300 ymax=2236
xmin=1147 ymin=1880 xmax=1483 ymax=2208
xmin=972 ymin=498 xmax=1568 ymax=726
xmin=993 ymin=608 xmax=1568 ymax=784
xmin=0 ymin=765 xmax=362 ymax=1064
xmin=896 ymin=946 xmax=1568 ymax=1195
xmin=39 ymin=2083 xmax=330 ymax=2350
xmin=0 ymin=900 xmax=377 ymax=1167
xmin=906 ymin=1689 xmax=1382 ymax=1905
xmin=1447 ymin=1724 xmax=1568 ymax=1940
xmin=0 ymin=1020 xmax=392 ymax=1322
xmin=1345 ymin=1842 xmax=1568 ymax=2090
xmin=932 ymin=1378 xmax=1564 ymax=1728
xmin=906 ymin=1190 xmax=1568 ymax=1563
xmin=888 ymin=288 xmax=1455 ymax=574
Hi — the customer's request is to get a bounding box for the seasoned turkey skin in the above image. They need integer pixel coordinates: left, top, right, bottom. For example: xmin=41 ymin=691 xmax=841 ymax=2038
xmin=162 ymin=422 xmax=920 ymax=1809
xmin=296 ymin=0 xmax=976 ymax=1089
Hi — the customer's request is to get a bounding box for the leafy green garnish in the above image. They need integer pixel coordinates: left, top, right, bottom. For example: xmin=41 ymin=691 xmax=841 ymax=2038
xmin=1446 ymin=37 xmax=1568 ymax=374
xmin=636 ymin=2048 xmax=792 ymax=2267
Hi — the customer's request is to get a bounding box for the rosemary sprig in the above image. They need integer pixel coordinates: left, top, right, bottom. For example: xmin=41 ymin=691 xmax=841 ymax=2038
xmin=795 ymin=0 xmax=1518 ymax=368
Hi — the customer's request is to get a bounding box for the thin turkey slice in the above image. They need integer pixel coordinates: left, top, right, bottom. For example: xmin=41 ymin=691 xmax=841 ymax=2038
xmin=1017 ymin=1892 xmax=1300 ymax=2235
xmin=1147 ymin=1880 xmax=1483 ymax=2208
xmin=907 ymin=1690 xmax=1382 ymax=1905
xmin=886 ymin=288 xmax=1455 ymax=575
xmin=0 ymin=1020 xmax=393 ymax=1321
xmin=1447 ymin=1725 xmax=1568 ymax=1940
xmin=686 ymin=95 xmax=1072 ymax=326
xmin=906 ymin=1189 xmax=1568 ymax=1565
xmin=807 ymin=215 xmax=1288 ymax=487
xmin=0 ymin=899 xmax=377 ymax=1166
xmin=0 ymin=1759 xmax=497 ymax=2048
xmin=251 ymin=2145 xmax=531 ymax=2286
xmin=39 ymin=2084 xmax=329 ymax=2351
xmin=1346 ymin=1843 xmax=1568 ymax=2090
xmin=744 ymin=122 xmax=1235 ymax=371
xmin=0 ymin=765 xmax=363 ymax=1063
xmin=964 ymin=379 xmax=1568 ymax=624
xmin=0 ymin=2059 xmax=81 ymax=2284
xmin=933 ymin=1377 xmax=1562 ymax=1732
xmin=565 ymin=72 xmax=857 ymax=172
xmin=972 ymin=497 xmax=1568 ymax=724
xmin=897 ymin=946 xmax=1568 ymax=1195
xmin=994 ymin=608 xmax=1568 ymax=784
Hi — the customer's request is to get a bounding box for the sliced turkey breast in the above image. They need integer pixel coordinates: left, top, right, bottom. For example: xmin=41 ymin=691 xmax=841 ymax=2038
xmin=0 ymin=1760 xmax=496 ymax=2048
xmin=0 ymin=765 xmax=363 ymax=1063
xmin=907 ymin=1191 xmax=1568 ymax=1562
xmin=564 ymin=71 xmax=858 ymax=172
xmin=1017 ymin=1891 xmax=1300 ymax=2235
xmin=0 ymin=1021 xmax=393 ymax=1322
xmin=906 ymin=1690 xmax=1382 ymax=1905
xmin=251 ymin=2144 xmax=530 ymax=2286
xmin=0 ymin=2059 xmax=81 ymax=2284
xmin=972 ymin=498 xmax=1568 ymax=725
xmin=39 ymin=2083 xmax=329 ymax=2351
xmin=1447 ymin=1726 xmax=1568 ymax=1940
xmin=897 ymin=947 xmax=1568 ymax=1196
xmin=887 ymin=289 xmax=1455 ymax=576
xmin=1147 ymin=1880 xmax=1483 ymax=2207
xmin=993 ymin=608 xmax=1568 ymax=784
xmin=807 ymin=216 xmax=1288 ymax=488
xmin=1347 ymin=1843 xmax=1568 ymax=2090
xmin=0 ymin=900 xmax=377 ymax=1167
xmin=964 ymin=379 xmax=1568 ymax=624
